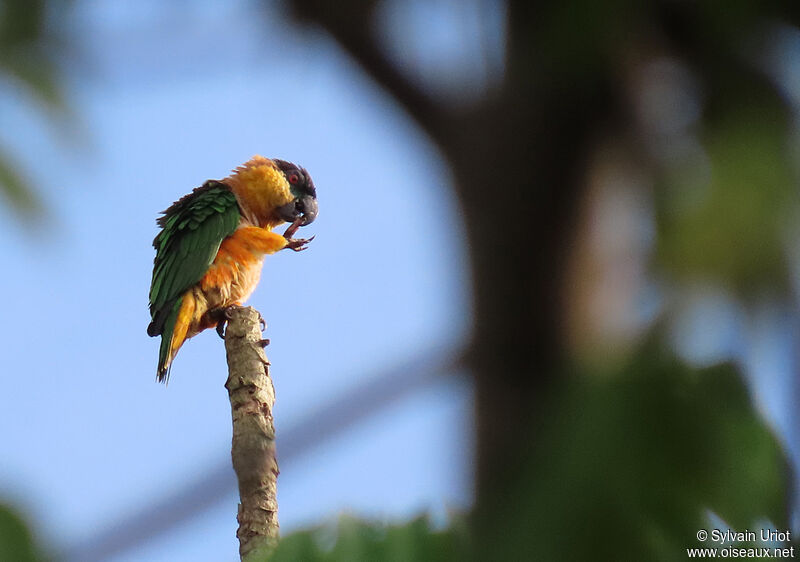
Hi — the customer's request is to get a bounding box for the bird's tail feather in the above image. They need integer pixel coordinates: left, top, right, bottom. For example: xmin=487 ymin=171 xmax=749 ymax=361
xmin=157 ymin=298 xmax=183 ymax=383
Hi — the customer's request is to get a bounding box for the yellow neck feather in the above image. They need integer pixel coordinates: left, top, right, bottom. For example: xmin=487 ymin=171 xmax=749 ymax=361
xmin=223 ymin=155 xmax=293 ymax=230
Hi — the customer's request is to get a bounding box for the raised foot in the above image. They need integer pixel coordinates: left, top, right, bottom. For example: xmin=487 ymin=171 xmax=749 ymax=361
xmin=284 ymin=235 xmax=315 ymax=252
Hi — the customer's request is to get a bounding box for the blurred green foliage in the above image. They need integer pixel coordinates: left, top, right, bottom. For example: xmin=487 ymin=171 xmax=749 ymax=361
xmin=264 ymin=514 xmax=469 ymax=562
xmin=481 ymin=336 xmax=788 ymax=561
xmin=266 ymin=336 xmax=788 ymax=561
xmin=0 ymin=0 xmax=67 ymax=217
xmin=0 ymin=504 xmax=39 ymax=562
xmin=655 ymin=97 xmax=796 ymax=297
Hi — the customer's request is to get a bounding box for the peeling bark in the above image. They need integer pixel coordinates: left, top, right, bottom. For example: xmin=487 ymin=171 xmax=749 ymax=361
xmin=224 ymin=306 xmax=279 ymax=561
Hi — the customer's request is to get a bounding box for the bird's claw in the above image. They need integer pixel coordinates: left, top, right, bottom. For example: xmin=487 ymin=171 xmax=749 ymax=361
xmin=284 ymin=235 xmax=315 ymax=252
xmin=214 ymin=305 xmax=242 ymax=339
xmin=212 ymin=305 xmax=265 ymax=338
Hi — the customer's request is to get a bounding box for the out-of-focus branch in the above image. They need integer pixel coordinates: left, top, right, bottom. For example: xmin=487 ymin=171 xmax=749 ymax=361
xmin=224 ymin=307 xmax=279 ymax=561
xmin=288 ymin=0 xmax=451 ymax=150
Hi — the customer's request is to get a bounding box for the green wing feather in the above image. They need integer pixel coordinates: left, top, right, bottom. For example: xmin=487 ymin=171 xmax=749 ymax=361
xmin=147 ymin=180 xmax=241 ymax=378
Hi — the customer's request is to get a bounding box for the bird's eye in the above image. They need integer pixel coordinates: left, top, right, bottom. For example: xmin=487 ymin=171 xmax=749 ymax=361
xmin=288 ymin=173 xmax=300 ymax=184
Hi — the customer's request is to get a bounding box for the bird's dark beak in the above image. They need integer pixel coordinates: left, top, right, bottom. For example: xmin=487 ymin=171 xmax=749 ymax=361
xmin=277 ymin=195 xmax=318 ymax=226
xmin=299 ymin=195 xmax=318 ymax=225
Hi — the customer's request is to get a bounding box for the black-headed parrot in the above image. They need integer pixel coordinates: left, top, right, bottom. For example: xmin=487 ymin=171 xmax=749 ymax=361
xmin=147 ymin=155 xmax=318 ymax=382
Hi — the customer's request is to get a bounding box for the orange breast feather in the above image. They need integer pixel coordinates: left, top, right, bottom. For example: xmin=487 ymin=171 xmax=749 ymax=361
xmin=200 ymin=226 xmax=288 ymax=313
xmin=166 ymin=226 xmax=289 ymax=366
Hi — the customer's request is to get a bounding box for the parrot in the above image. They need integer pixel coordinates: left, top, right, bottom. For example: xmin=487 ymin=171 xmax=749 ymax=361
xmin=147 ymin=155 xmax=318 ymax=383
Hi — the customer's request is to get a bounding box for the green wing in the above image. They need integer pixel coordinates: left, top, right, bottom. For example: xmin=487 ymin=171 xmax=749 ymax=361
xmin=147 ymin=181 xmax=240 ymax=372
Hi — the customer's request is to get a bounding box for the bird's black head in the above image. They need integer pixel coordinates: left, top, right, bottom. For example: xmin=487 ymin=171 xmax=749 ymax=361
xmin=274 ymin=159 xmax=318 ymax=226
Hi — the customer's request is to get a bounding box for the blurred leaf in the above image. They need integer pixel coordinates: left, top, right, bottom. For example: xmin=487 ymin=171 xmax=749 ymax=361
xmin=478 ymin=335 xmax=789 ymax=561
xmin=265 ymin=515 xmax=468 ymax=562
xmin=0 ymin=0 xmax=45 ymax=45
xmin=0 ymin=50 xmax=65 ymax=110
xmin=0 ymin=504 xmax=38 ymax=562
xmin=0 ymin=0 xmax=64 ymax=109
xmin=694 ymin=362 xmax=788 ymax=530
xmin=262 ymin=529 xmax=324 ymax=562
xmin=655 ymin=83 xmax=795 ymax=297
xmin=0 ymin=147 xmax=40 ymax=216
xmin=0 ymin=0 xmax=69 ymax=218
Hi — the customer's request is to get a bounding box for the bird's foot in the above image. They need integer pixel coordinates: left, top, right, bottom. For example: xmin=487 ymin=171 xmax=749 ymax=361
xmin=216 ymin=316 xmax=228 ymax=339
xmin=282 ymin=215 xmax=314 ymax=252
xmin=208 ymin=304 xmax=242 ymax=339
xmin=284 ymin=235 xmax=315 ymax=252
xmin=209 ymin=305 xmax=266 ymax=338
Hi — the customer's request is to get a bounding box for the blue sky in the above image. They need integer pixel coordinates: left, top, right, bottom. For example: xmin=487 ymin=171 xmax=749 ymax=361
xmin=0 ymin=2 xmax=486 ymax=560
